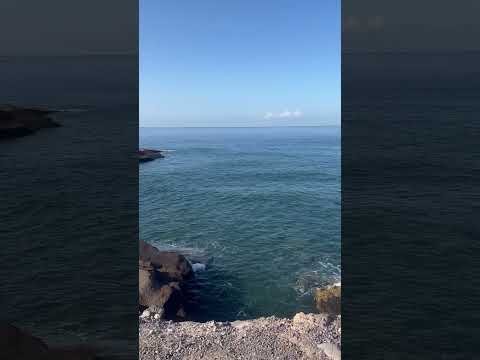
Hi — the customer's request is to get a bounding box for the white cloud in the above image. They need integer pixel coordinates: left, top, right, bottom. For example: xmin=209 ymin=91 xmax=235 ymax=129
xmin=264 ymin=109 xmax=303 ymax=120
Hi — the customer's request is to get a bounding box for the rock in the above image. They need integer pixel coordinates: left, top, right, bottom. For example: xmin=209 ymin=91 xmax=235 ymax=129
xmin=293 ymin=312 xmax=329 ymax=329
xmin=140 ymin=310 xmax=152 ymax=319
xmin=0 ymin=324 xmax=49 ymax=359
xmin=138 ymin=149 xmax=165 ymax=162
xmin=0 ymin=106 xmax=60 ymax=140
xmin=0 ymin=324 xmax=97 ymax=360
xmin=317 ymin=342 xmax=341 ymax=360
xmin=139 ymin=240 xmax=193 ymax=282
xmin=139 ymin=240 xmax=192 ymax=319
xmin=139 ymin=313 xmax=341 ymax=360
xmin=314 ymin=286 xmax=341 ymax=315
xmin=139 ymin=269 xmax=186 ymax=319
xmin=147 ymin=305 xmax=165 ymax=316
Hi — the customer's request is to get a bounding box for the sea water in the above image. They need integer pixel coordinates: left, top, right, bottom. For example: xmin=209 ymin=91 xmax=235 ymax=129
xmin=140 ymin=126 xmax=340 ymax=321
xmin=0 ymin=55 xmax=138 ymax=358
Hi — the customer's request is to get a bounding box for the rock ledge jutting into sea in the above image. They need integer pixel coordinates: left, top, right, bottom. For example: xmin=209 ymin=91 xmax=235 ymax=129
xmin=138 ymin=149 xmax=165 ymax=162
xmin=139 ymin=240 xmax=193 ymax=320
xmin=0 ymin=105 xmax=60 ymax=139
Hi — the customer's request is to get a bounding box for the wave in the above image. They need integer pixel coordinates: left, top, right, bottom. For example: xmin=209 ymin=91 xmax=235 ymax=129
xmin=293 ymin=261 xmax=341 ymax=297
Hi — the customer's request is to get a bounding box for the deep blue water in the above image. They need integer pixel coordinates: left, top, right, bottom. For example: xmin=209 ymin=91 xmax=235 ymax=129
xmin=0 ymin=55 xmax=138 ymax=359
xmin=140 ymin=126 xmax=340 ymax=320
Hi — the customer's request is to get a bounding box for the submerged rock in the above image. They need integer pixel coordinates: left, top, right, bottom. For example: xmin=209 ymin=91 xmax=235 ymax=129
xmin=314 ymin=285 xmax=341 ymax=315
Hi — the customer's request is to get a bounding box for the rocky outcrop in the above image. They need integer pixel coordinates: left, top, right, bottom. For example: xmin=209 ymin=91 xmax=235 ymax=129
xmin=314 ymin=285 xmax=341 ymax=315
xmin=138 ymin=149 xmax=164 ymax=162
xmin=139 ymin=240 xmax=193 ymax=320
xmin=0 ymin=106 xmax=60 ymax=139
xmin=139 ymin=313 xmax=341 ymax=360
xmin=0 ymin=324 xmax=48 ymax=359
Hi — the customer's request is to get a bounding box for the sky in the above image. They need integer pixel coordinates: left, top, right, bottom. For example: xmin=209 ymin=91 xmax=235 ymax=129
xmin=140 ymin=0 xmax=340 ymax=127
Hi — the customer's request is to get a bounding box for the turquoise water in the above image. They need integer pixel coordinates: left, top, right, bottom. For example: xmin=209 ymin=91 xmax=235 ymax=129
xmin=140 ymin=126 xmax=340 ymax=321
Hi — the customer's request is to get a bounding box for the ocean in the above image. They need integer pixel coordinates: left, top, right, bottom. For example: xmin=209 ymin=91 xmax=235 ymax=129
xmin=139 ymin=126 xmax=340 ymax=321
xmin=0 ymin=55 xmax=138 ymax=358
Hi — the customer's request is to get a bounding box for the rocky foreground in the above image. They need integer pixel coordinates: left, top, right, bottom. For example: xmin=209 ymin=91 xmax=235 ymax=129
xmin=138 ymin=240 xmax=341 ymax=360
xmin=140 ymin=312 xmax=341 ymax=360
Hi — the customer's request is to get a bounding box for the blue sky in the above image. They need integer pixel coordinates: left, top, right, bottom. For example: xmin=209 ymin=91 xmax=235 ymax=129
xmin=140 ymin=0 xmax=340 ymax=127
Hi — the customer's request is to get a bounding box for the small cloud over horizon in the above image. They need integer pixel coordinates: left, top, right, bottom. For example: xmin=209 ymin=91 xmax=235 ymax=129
xmin=264 ymin=109 xmax=303 ymax=120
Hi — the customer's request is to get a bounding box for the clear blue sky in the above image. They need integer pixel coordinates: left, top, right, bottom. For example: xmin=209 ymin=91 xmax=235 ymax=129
xmin=140 ymin=0 xmax=340 ymax=127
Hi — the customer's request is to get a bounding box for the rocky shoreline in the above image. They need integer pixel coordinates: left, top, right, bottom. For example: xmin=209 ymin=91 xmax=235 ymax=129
xmin=140 ymin=313 xmax=341 ymax=360
xmin=138 ymin=240 xmax=341 ymax=360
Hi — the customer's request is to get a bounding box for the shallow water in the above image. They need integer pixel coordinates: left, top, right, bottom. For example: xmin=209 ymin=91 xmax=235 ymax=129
xmin=140 ymin=126 xmax=340 ymax=321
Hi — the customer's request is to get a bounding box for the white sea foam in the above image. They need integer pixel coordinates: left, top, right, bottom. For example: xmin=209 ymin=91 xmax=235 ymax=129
xmin=293 ymin=264 xmax=341 ymax=297
xmin=192 ymin=263 xmax=206 ymax=272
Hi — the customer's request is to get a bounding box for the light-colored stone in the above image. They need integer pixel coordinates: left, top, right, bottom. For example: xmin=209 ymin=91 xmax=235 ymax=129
xmin=140 ymin=310 xmax=151 ymax=319
xmin=317 ymin=342 xmax=341 ymax=360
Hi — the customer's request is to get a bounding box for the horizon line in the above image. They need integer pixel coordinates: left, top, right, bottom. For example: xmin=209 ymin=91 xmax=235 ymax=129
xmin=140 ymin=125 xmax=340 ymax=129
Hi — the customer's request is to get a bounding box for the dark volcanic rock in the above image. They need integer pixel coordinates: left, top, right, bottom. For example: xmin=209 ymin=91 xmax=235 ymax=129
xmin=138 ymin=149 xmax=164 ymax=163
xmin=139 ymin=240 xmax=193 ymax=319
xmin=0 ymin=324 xmax=49 ymax=360
xmin=139 ymin=240 xmax=192 ymax=281
xmin=0 ymin=106 xmax=60 ymax=140
xmin=0 ymin=324 xmax=105 ymax=359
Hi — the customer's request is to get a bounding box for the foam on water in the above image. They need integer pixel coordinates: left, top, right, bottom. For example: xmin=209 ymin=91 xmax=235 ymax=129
xmin=192 ymin=263 xmax=207 ymax=272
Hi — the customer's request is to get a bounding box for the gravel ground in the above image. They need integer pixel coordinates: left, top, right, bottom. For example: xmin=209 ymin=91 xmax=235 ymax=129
xmin=139 ymin=312 xmax=341 ymax=360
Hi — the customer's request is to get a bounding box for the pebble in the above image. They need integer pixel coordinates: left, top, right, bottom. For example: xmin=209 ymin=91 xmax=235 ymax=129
xmin=140 ymin=310 xmax=151 ymax=319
